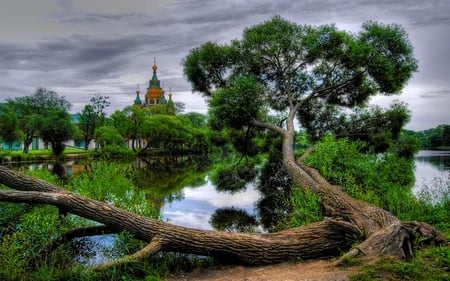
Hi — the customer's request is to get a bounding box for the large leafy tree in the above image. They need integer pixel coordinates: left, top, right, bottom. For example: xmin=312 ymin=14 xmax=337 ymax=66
xmin=5 ymin=87 xmax=72 ymax=153
xmin=109 ymin=106 xmax=151 ymax=152
xmin=182 ymin=16 xmax=443 ymax=261
xmin=78 ymin=94 xmax=110 ymax=150
xmin=39 ymin=109 xmax=77 ymax=156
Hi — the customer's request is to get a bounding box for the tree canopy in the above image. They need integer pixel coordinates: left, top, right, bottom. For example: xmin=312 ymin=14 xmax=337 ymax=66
xmin=183 ymin=16 xmax=418 ymax=151
xmin=39 ymin=109 xmax=77 ymax=156
xmin=2 ymin=87 xmax=72 ymax=153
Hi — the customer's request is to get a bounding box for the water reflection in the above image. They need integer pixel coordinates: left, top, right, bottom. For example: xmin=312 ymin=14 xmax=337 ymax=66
xmin=161 ymin=177 xmax=260 ymax=230
xmin=413 ymin=150 xmax=450 ymax=202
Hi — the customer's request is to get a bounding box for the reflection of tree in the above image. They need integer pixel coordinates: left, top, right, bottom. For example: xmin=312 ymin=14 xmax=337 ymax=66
xmin=257 ymin=142 xmax=293 ymax=232
xmin=416 ymin=155 xmax=450 ymax=171
xmin=211 ymin=163 xmax=257 ymax=194
xmin=210 ymin=207 xmax=258 ymax=233
xmin=52 ymin=162 xmax=67 ymax=181
xmin=133 ymin=156 xmax=212 ymax=208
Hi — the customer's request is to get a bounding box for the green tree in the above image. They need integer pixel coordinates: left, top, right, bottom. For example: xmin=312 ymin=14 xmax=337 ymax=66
xmin=6 ymin=87 xmax=72 ymax=153
xmin=183 ymin=16 xmax=436 ymax=260
xmin=110 ymin=106 xmax=151 ymax=152
xmin=94 ymin=126 xmax=124 ymax=148
xmin=181 ymin=112 xmax=208 ymax=128
xmin=39 ymin=109 xmax=77 ymax=156
xmin=140 ymin=114 xmax=208 ymax=153
xmin=440 ymin=125 xmax=450 ymax=147
xmin=78 ymin=94 xmax=110 ymax=150
xmin=0 ymin=105 xmax=23 ymax=150
xmin=302 ymin=100 xmax=413 ymax=153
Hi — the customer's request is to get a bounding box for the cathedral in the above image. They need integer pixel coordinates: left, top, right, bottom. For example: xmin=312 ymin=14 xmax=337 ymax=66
xmin=134 ymin=58 xmax=173 ymax=107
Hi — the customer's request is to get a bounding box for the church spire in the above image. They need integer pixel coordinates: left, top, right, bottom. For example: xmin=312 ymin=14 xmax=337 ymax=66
xmin=134 ymin=84 xmax=142 ymax=106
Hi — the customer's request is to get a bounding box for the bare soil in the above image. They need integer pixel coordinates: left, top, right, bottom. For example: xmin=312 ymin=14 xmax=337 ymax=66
xmin=167 ymin=259 xmax=360 ymax=281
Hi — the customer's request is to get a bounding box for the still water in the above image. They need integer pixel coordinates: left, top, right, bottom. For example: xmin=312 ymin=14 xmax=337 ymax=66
xmin=161 ymin=178 xmax=260 ymax=229
xmin=413 ymin=150 xmax=450 ymax=202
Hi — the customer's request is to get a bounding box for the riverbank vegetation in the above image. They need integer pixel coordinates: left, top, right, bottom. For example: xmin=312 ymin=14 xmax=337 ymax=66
xmin=406 ymin=124 xmax=450 ymax=150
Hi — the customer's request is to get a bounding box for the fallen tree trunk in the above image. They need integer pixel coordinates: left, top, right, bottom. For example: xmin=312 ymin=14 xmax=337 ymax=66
xmin=0 ymin=161 xmax=446 ymax=268
xmin=0 ymin=166 xmax=359 ymax=265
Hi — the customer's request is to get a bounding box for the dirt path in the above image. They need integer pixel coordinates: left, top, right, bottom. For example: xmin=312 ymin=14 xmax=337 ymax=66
xmin=167 ymin=260 xmax=359 ymax=281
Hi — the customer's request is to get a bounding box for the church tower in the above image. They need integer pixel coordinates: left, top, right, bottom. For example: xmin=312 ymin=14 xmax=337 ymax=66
xmin=133 ymin=58 xmax=174 ymax=109
xmin=145 ymin=58 xmax=165 ymax=106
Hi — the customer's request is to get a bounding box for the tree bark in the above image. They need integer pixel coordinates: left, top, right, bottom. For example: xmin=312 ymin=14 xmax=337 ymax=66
xmin=0 ymin=160 xmax=446 ymax=268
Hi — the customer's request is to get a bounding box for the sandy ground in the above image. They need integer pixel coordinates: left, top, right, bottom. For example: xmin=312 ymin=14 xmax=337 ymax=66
xmin=167 ymin=259 xmax=359 ymax=281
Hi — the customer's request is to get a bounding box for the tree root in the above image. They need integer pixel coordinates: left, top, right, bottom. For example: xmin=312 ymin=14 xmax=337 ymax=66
xmin=335 ymin=221 xmax=447 ymax=265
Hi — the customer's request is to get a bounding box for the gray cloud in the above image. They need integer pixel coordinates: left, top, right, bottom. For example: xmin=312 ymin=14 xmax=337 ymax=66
xmin=0 ymin=0 xmax=449 ymax=131
xmin=419 ymin=90 xmax=450 ymax=99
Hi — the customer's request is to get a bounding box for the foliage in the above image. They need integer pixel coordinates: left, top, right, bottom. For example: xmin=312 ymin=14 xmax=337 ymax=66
xmin=408 ymin=124 xmax=450 ymax=149
xmin=256 ymin=137 xmax=294 ymax=232
xmin=211 ymin=162 xmax=257 ymax=194
xmin=0 ymin=169 xmax=76 ymax=280
xmin=301 ymin=100 xmax=415 ymax=154
xmin=142 ymin=114 xmax=208 ymax=153
xmin=39 ymin=109 xmax=78 ymax=156
xmin=78 ymin=94 xmax=111 ymax=150
xmin=109 ymin=106 xmax=152 ymax=152
xmin=180 ymin=112 xmax=208 ymax=128
xmin=410 ymin=175 xmax=450 ymax=232
xmin=304 ymin=136 xmax=416 ymax=210
xmin=286 ymin=186 xmax=323 ymax=227
xmin=0 ymin=104 xmax=23 ymax=149
xmin=70 ymin=161 xmax=159 ymax=218
xmin=94 ymin=126 xmax=125 ymax=148
xmin=4 ymin=87 xmax=72 ymax=153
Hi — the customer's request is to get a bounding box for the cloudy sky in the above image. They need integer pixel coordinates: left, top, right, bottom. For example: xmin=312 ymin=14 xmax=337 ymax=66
xmin=0 ymin=0 xmax=449 ymax=131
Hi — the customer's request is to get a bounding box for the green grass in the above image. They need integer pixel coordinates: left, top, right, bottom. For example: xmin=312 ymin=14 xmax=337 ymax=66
xmin=350 ymin=246 xmax=450 ymax=281
xmin=0 ymin=148 xmax=93 ymax=163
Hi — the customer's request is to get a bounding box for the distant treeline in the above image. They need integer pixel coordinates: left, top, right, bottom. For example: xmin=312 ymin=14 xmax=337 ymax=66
xmin=405 ymin=124 xmax=450 ymax=149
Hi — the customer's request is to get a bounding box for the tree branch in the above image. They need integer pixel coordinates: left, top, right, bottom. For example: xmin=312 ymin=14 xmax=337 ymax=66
xmin=92 ymin=236 xmax=163 ymax=271
xmin=250 ymin=119 xmax=285 ymax=135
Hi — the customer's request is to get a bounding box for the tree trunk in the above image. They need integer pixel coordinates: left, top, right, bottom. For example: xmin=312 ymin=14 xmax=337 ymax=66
xmin=0 ymin=161 xmax=446 ymax=268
